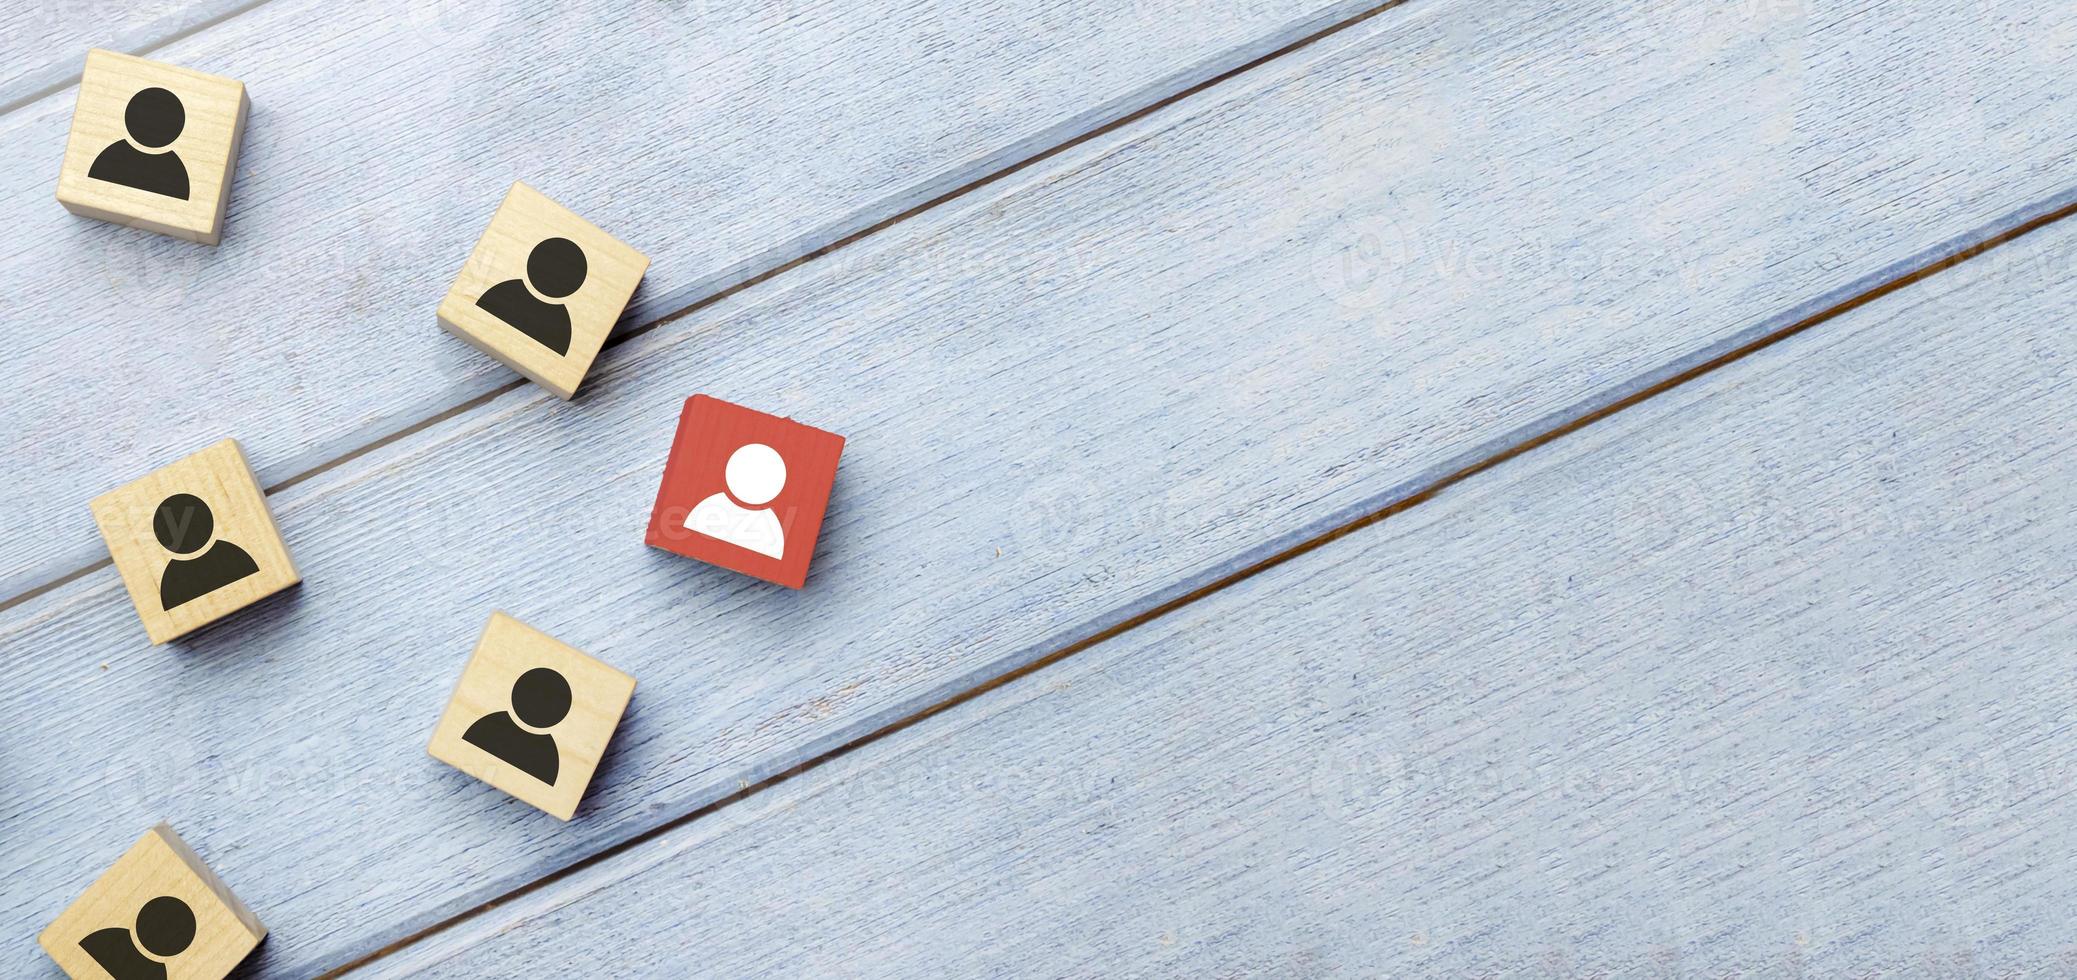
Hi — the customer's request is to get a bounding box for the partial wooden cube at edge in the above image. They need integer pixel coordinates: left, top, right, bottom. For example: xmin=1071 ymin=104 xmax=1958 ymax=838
xmin=438 ymin=182 xmax=649 ymax=399
xmin=57 ymin=49 xmax=249 ymax=245
xmin=39 ymin=824 xmax=265 ymax=979
xmin=428 ymin=612 xmax=636 ymax=820
xmin=90 ymin=439 xmax=299 ymax=644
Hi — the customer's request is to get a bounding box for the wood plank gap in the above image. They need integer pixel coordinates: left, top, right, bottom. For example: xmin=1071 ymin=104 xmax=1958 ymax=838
xmin=327 ymin=154 xmax=2077 ymax=980
xmin=0 ymin=0 xmax=278 ymax=117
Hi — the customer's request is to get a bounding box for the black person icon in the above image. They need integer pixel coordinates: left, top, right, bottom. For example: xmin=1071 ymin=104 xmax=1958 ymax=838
xmin=78 ymin=895 xmax=193 ymax=980
xmin=462 ymin=667 xmax=570 ymax=785
xmin=153 ymin=493 xmax=260 ymax=610
xmin=475 ymin=237 xmax=587 ymax=356
xmin=89 ymin=87 xmax=191 ymax=200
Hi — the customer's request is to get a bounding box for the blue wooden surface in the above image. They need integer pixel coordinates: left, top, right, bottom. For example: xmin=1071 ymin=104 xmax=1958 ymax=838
xmin=4 ymin=0 xmax=2074 ymax=975
xmin=0 ymin=0 xmax=1375 ymax=601
xmin=0 ymin=0 xmax=254 ymax=112
xmin=378 ymin=216 xmax=2077 ymax=977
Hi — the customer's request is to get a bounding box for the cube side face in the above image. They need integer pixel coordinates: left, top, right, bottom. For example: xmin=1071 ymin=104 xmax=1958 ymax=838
xmin=150 ymin=823 xmax=265 ymax=940
xmin=39 ymin=825 xmax=262 ymax=980
xmin=89 ymin=439 xmax=299 ymax=644
xmin=195 ymin=86 xmax=250 ymax=247
xmin=643 ymin=397 xmax=708 ymax=553
xmin=427 ymin=612 xmax=636 ymax=820
xmin=646 ymin=395 xmax=847 ymax=589
xmin=56 ymin=50 xmax=247 ymax=244
xmin=437 ymin=182 xmax=649 ymax=399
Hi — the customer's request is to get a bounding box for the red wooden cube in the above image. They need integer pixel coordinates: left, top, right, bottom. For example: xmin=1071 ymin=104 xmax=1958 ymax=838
xmin=646 ymin=396 xmax=845 ymax=588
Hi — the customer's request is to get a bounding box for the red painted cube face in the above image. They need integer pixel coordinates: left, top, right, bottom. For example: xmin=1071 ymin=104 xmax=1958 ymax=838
xmin=645 ymin=395 xmax=846 ymax=588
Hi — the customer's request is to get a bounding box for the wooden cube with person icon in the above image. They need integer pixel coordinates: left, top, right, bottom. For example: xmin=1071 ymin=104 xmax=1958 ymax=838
xmin=646 ymin=395 xmax=847 ymax=589
xmin=90 ymin=438 xmax=300 ymax=644
xmin=39 ymin=823 xmax=265 ymax=979
xmin=437 ymin=182 xmax=650 ymax=399
xmin=56 ymin=49 xmax=249 ymax=244
xmin=427 ymin=612 xmax=637 ymax=820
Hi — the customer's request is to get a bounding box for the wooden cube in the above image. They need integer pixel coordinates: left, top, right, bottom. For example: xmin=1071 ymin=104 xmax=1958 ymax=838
xmin=427 ymin=612 xmax=636 ymax=820
xmin=90 ymin=439 xmax=299 ymax=644
xmin=56 ymin=49 xmax=249 ymax=245
xmin=437 ymin=182 xmax=649 ymax=399
xmin=39 ymin=824 xmax=265 ymax=979
xmin=646 ymin=395 xmax=847 ymax=589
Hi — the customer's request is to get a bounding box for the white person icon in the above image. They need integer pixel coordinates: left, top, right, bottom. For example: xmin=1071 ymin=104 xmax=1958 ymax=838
xmin=685 ymin=443 xmax=788 ymax=558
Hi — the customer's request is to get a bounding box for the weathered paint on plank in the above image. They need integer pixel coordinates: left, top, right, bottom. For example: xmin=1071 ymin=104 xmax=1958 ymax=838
xmin=384 ymin=207 xmax=2077 ymax=980
xmin=0 ymin=0 xmax=253 ymax=111
xmin=6 ymin=0 xmax=2077 ymax=974
xmin=0 ymin=0 xmax=1379 ymax=600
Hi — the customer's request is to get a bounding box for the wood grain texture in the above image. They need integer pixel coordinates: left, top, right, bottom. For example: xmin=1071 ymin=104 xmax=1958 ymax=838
xmin=39 ymin=824 xmax=264 ymax=980
xmin=0 ymin=0 xmax=254 ymax=113
xmin=373 ymin=212 xmax=2077 ymax=979
xmin=88 ymin=438 xmax=298 ymax=645
xmin=57 ymin=49 xmax=249 ymax=245
xmin=426 ymin=612 xmax=637 ymax=822
xmin=6 ymin=0 xmax=2077 ymax=975
xmin=436 ymin=182 xmax=651 ymax=400
xmin=0 ymin=0 xmax=1380 ymax=602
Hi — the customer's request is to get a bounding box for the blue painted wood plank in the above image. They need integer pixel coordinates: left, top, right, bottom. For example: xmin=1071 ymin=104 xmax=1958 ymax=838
xmin=0 ymin=0 xmax=1379 ymax=602
xmin=7 ymin=0 xmax=2077 ymax=975
xmin=372 ymin=210 xmax=2077 ymax=978
xmin=0 ymin=0 xmax=253 ymax=112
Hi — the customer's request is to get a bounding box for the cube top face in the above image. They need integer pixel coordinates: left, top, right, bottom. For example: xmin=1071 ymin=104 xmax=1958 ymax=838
xmin=89 ymin=439 xmax=299 ymax=645
xmin=437 ymin=182 xmax=650 ymax=399
xmin=39 ymin=824 xmax=265 ymax=980
xmin=646 ymin=395 xmax=846 ymax=589
xmin=57 ymin=49 xmax=249 ymax=244
xmin=427 ymin=612 xmax=636 ymax=820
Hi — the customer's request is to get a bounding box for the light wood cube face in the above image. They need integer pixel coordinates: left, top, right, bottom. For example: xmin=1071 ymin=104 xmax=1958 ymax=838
xmin=56 ymin=50 xmax=248 ymax=245
xmin=437 ymin=182 xmax=649 ymax=399
xmin=89 ymin=439 xmax=299 ymax=645
xmin=427 ymin=612 xmax=636 ymax=820
xmin=39 ymin=824 xmax=265 ymax=980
